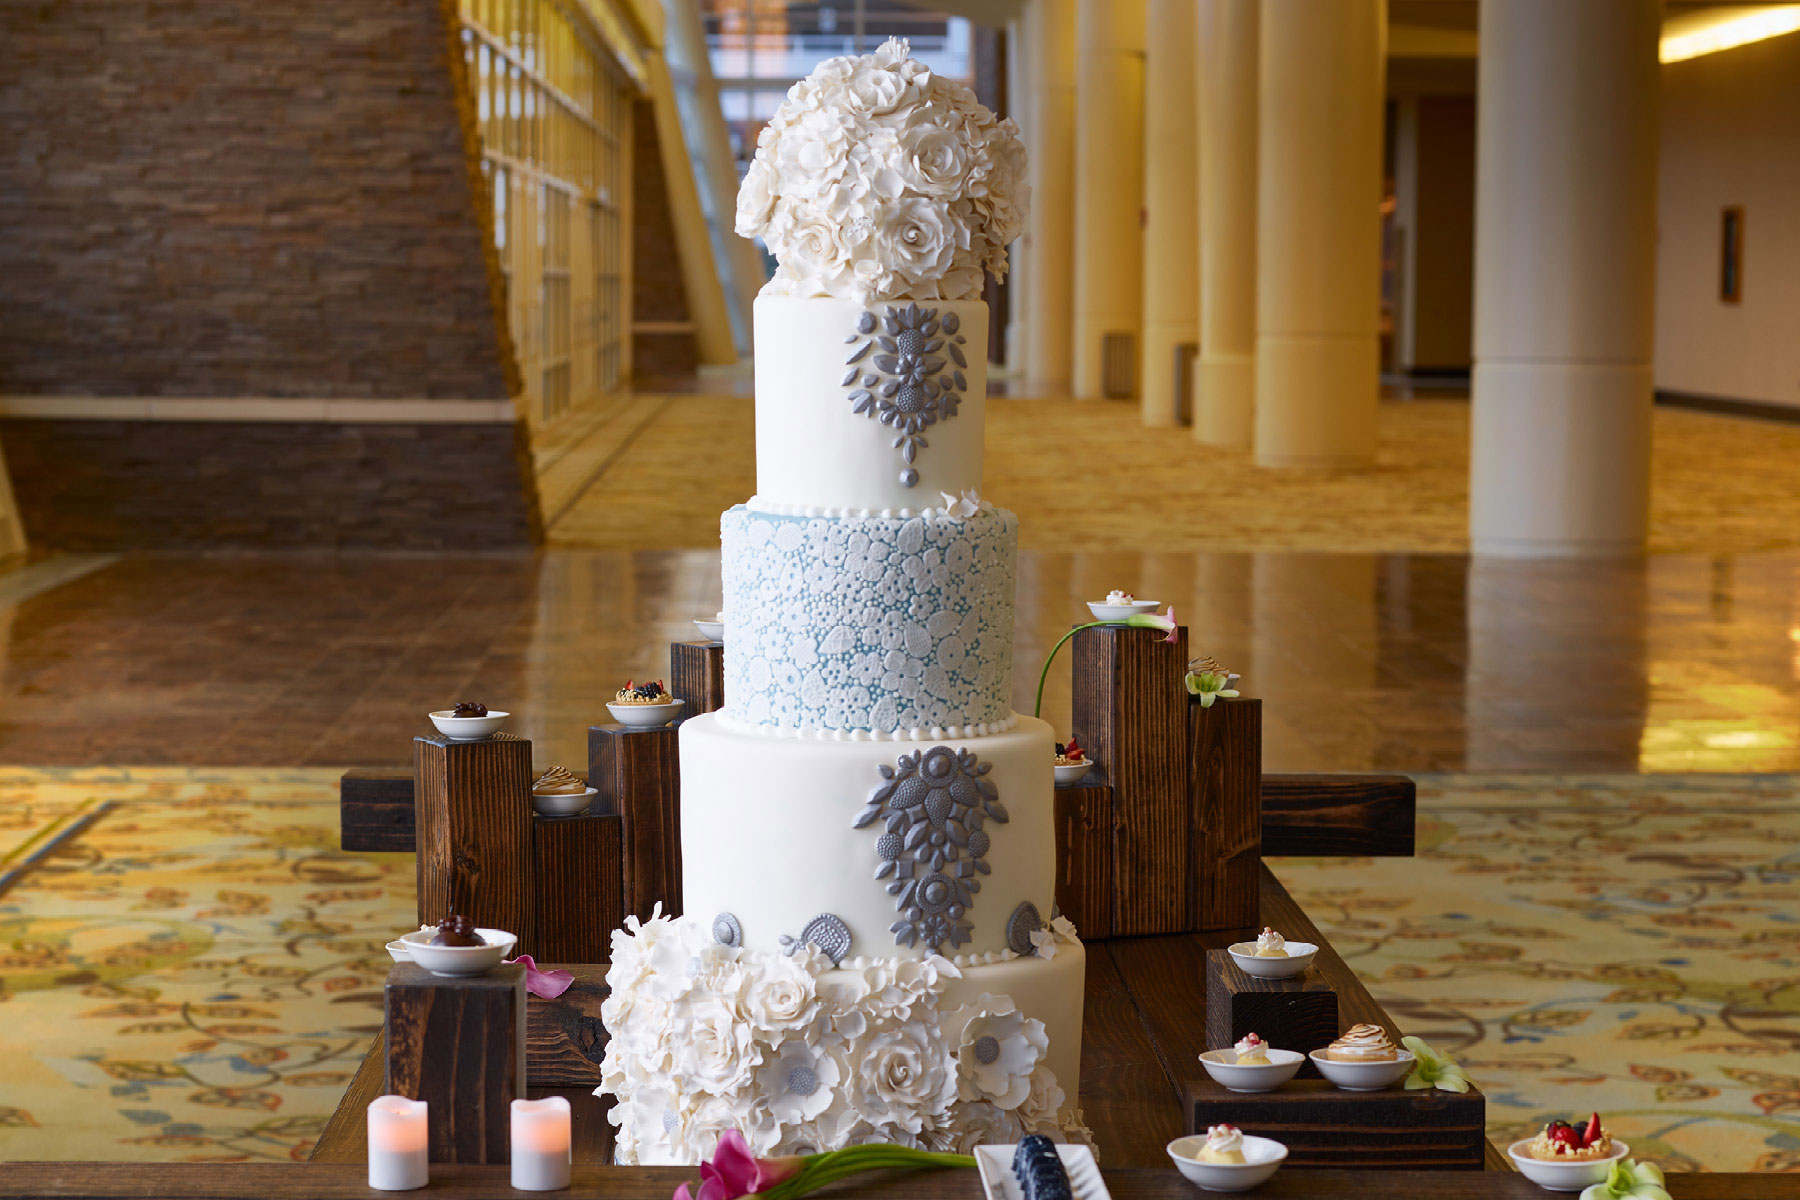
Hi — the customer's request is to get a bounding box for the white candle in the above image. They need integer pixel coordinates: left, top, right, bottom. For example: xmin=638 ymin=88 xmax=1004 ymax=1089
xmin=367 ymin=1095 xmax=429 ymax=1191
xmin=511 ymin=1096 xmax=572 ymax=1191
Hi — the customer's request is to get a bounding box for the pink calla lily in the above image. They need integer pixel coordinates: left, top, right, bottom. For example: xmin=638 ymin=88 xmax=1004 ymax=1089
xmin=671 ymin=1130 xmax=969 ymax=1200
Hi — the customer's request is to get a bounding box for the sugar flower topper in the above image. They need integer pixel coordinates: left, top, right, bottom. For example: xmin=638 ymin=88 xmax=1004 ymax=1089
xmin=735 ymin=38 xmax=1029 ymax=303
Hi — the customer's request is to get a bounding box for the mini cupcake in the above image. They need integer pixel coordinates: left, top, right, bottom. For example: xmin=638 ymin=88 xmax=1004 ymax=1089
xmin=1197 ymin=1124 xmax=1246 ymax=1165
xmin=1233 ymin=1032 xmax=1270 ymax=1066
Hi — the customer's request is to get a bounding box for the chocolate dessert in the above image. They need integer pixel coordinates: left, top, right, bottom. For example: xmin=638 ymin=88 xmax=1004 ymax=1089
xmin=451 ymin=701 xmax=488 ymax=718
xmin=430 ymin=914 xmax=485 ymax=947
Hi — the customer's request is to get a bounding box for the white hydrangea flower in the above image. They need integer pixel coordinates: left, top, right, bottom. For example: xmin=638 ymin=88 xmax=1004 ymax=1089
xmin=737 ymin=37 xmax=1028 ymax=303
xmin=947 ymin=994 xmax=1049 ymax=1108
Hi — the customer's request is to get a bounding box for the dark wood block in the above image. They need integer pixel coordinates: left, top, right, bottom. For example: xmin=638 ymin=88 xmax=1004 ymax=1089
xmin=1261 ymin=773 xmax=1416 ymax=857
xmin=1071 ymin=623 xmax=1191 ymax=936
xmin=1205 ymin=950 xmax=1337 ymax=1079
xmin=413 ymin=734 xmax=536 ymax=953
xmin=525 ymin=964 xmax=611 ymax=1087
xmin=1188 ymin=697 xmax=1261 ymax=931
xmin=1182 ymin=1075 xmax=1486 ymax=1170
xmin=588 ymin=724 xmax=682 ymax=921
xmin=340 ymin=767 xmax=415 ymax=853
xmin=531 ymin=812 xmax=624 ymax=965
xmin=670 ymin=640 xmax=725 ymax=715
xmin=383 ymin=963 xmax=526 ymax=1164
xmin=1053 ymin=779 xmax=1113 ymax=939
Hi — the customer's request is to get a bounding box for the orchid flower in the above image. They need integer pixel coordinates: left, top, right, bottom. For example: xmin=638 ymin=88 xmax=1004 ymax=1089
xmin=671 ymin=1129 xmax=970 ymax=1200
xmin=937 ymin=488 xmax=982 ymax=519
xmin=1183 ymin=655 xmax=1241 ymax=708
xmin=1033 ymin=607 xmax=1182 ymax=719
xmin=1400 ymin=1036 xmax=1471 ymax=1094
xmin=1580 ymin=1159 xmax=1671 ymax=1200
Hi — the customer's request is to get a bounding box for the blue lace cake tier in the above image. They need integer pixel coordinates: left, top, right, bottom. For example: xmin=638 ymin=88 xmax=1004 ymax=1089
xmin=721 ymin=504 xmax=1018 ymax=734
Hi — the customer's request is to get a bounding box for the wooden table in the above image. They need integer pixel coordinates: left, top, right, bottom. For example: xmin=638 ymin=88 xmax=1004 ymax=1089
xmin=6 ymin=1161 xmax=1797 ymax=1199
xmin=308 ymin=866 xmax=1502 ymax=1170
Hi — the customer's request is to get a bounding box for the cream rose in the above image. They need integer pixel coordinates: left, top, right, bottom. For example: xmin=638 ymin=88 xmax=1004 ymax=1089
xmin=669 ymin=996 xmax=760 ymax=1096
xmin=876 ymin=197 xmax=959 ymax=292
xmin=847 ymin=1021 xmax=957 ymax=1134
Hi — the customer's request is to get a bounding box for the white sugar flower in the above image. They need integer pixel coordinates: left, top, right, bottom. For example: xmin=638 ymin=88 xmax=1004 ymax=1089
xmin=743 ymin=952 xmax=822 ymax=1035
xmin=932 ymin=1099 xmax=1029 ymax=1154
xmin=859 ymin=955 xmax=960 ymax=1024
xmin=756 ymin=1036 xmax=844 ymax=1125
xmin=1021 ymin=1063 xmax=1069 ymax=1131
xmin=668 ymin=995 xmax=760 ymax=1096
xmin=947 ymin=994 xmax=1048 ymax=1108
xmin=847 ymin=1020 xmax=957 ymax=1134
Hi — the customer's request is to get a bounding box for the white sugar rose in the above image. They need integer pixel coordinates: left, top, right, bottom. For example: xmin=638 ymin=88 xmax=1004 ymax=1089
xmin=876 ymin=198 xmax=960 ymax=293
xmin=744 ymin=954 xmax=822 ymax=1034
xmin=847 ymin=1021 xmax=957 ymax=1134
xmin=948 ymin=994 xmax=1049 ymax=1108
xmin=898 ymin=123 xmax=972 ymax=199
xmin=736 ymin=158 xmax=778 ymax=236
xmin=669 ymin=996 xmax=760 ymax=1096
xmin=1022 ymin=1063 xmax=1069 ymax=1132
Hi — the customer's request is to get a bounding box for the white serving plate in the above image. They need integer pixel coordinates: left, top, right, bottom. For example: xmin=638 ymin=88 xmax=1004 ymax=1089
xmin=1197 ymin=1047 xmax=1306 ymax=1093
xmin=1167 ymin=1134 xmax=1287 ymax=1193
xmin=1226 ymin=940 xmax=1318 ymax=979
xmin=693 ymin=617 xmax=725 ymax=643
xmin=606 ymin=699 xmax=684 ymax=729
xmin=1307 ymin=1047 xmax=1416 ymax=1091
xmin=1087 ymin=599 xmax=1161 ymax=621
xmin=428 ymin=710 xmax=510 ymax=741
xmin=531 ymin=786 xmax=598 ymax=817
xmin=1507 ymin=1138 xmax=1630 ymax=1192
xmin=975 ymin=1143 xmax=1109 ymax=1200
xmin=396 ymin=927 xmax=517 ymax=976
xmin=1053 ymin=761 xmax=1092 ymax=785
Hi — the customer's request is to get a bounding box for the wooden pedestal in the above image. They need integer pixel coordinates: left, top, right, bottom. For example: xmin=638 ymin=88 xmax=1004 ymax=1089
xmin=384 ymin=963 xmax=526 ymax=1164
xmin=531 ymin=811 xmax=624 ymax=964
xmin=340 ymin=767 xmax=415 ymax=853
xmin=588 ymin=724 xmax=682 ymax=920
xmin=413 ymin=734 xmax=535 ymax=951
xmin=1071 ymin=624 xmax=1190 ymax=936
xmin=1053 ymin=777 xmax=1114 ymax=939
xmin=1205 ymin=950 xmax=1338 ymax=1077
xmin=524 ymin=963 xmax=611 ymax=1087
xmin=1188 ymin=698 xmax=1261 ymax=930
xmin=1182 ymin=1075 xmax=1487 ymax=1169
xmin=670 ymin=640 xmax=725 ymax=715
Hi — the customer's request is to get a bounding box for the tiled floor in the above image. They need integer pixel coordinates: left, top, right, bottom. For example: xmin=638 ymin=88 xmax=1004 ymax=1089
xmin=0 ymin=547 xmax=1794 ymax=774
xmin=0 ymin=393 xmax=1795 ymax=773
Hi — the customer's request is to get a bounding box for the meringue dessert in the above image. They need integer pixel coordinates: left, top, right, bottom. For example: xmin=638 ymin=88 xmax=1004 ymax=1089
xmin=1198 ymin=1123 xmax=1247 ymax=1165
xmin=613 ymin=679 xmax=672 ymax=705
xmin=1233 ymin=1032 xmax=1271 ymax=1066
xmin=1253 ymin=927 xmax=1289 ymax=957
xmin=1526 ymin=1113 xmax=1613 ymax=1161
xmin=1105 ymin=589 xmax=1134 ymax=605
xmin=1323 ymin=1024 xmax=1398 ymax=1062
xmin=532 ymin=765 xmax=587 ymax=796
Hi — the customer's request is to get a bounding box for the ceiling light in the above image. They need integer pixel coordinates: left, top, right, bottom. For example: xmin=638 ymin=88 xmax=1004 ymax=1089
xmin=1660 ymin=4 xmax=1800 ymax=63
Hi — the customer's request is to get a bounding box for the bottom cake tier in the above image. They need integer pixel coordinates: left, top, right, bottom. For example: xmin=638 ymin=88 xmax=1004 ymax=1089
xmin=599 ymin=908 xmax=1087 ymax=1163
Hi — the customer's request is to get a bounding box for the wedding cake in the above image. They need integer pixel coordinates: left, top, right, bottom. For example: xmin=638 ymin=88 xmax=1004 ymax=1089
xmin=599 ymin=39 xmax=1086 ymax=1162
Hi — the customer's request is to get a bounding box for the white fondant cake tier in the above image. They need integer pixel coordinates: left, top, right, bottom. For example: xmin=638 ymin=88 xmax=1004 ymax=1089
xmin=720 ymin=504 xmax=1017 ymax=734
xmin=600 ymin=909 xmax=1086 ymax=1163
xmin=680 ymin=710 xmax=1057 ymax=960
xmin=753 ymin=295 xmax=989 ymax=513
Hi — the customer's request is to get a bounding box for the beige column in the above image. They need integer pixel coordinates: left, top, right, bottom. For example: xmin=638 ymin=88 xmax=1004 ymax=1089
xmin=1005 ymin=11 xmax=1031 ymax=374
xmin=1072 ymin=0 xmax=1146 ymax=399
xmin=1195 ymin=0 xmax=1257 ymax=448
xmin=1023 ymin=0 xmax=1078 ymax=394
xmin=1470 ymin=0 xmax=1659 ymax=556
xmin=1138 ymin=0 xmax=1199 ymax=426
xmin=1253 ymin=0 xmax=1384 ymax=467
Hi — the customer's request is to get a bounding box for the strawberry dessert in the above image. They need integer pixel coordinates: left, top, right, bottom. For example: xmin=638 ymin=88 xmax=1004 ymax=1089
xmin=1525 ymin=1113 xmax=1614 ymax=1161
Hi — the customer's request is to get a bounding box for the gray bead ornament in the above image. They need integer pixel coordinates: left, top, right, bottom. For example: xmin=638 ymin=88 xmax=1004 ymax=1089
xmin=855 ymin=745 xmax=1008 ymax=954
xmin=1007 ymin=901 xmax=1044 ymax=955
xmin=779 ymin=912 xmax=852 ymax=966
xmin=712 ymin=912 xmax=742 ymax=948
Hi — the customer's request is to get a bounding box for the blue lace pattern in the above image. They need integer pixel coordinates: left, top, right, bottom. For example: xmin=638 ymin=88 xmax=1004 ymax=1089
xmin=721 ymin=504 xmax=1018 ymax=733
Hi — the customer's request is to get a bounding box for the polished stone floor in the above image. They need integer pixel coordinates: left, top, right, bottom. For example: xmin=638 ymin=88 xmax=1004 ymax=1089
xmin=0 ymin=546 xmax=1794 ymax=774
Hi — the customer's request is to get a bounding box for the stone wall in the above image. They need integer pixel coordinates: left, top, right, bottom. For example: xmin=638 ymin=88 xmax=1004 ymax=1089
xmin=0 ymin=0 xmax=540 ymax=547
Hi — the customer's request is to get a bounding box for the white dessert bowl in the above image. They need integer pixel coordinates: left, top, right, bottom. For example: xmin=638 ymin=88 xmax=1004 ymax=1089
xmin=399 ymin=927 xmax=517 ymax=976
xmin=1308 ymin=1047 xmax=1416 ymax=1091
xmin=1226 ymin=940 xmax=1318 ymax=979
xmin=1197 ymin=1047 xmax=1306 ymax=1093
xmin=1506 ymin=1139 xmax=1630 ymax=1192
xmin=428 ymin=709 xmax=509 ymax=741
xmin=1088 ymin=598 xmax=1162 ymax=621
xmin=693 ymin=616 xmax=725 ymax=643
xmin=531 ymin=786 xmax=598 ymax=817
xmin=1167 ymin=1134 xmax=1287 ymax=1193
xmin=1053 ymin=760 xmax=1092 ymax=785
xmin=606 ymin=698 xmax=685 ymax=729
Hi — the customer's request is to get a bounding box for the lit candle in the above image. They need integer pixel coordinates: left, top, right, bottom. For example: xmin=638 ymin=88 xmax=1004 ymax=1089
xmin=366 ymin=1094 xmax=429 ymax=1191
xmin=511 ymin=1096 xmax=572 ymax=1191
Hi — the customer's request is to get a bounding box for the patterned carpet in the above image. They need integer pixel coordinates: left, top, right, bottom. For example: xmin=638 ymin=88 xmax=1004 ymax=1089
xmin=0 ymin=768 xmax=1795 ymax=1172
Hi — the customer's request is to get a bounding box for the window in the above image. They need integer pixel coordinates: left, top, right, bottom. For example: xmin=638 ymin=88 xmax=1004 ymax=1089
xmin=1720 ymin=206 xmax=1743 ymax=305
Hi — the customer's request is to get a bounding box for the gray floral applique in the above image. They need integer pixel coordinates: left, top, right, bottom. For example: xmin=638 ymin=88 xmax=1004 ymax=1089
xmin=841 ymin=303 xmax=971 ymax=489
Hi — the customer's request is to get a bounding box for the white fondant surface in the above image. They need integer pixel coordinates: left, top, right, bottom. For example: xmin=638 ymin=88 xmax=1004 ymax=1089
xmin=720 ymin=504 xmax=1017 ymax=733
xmin=680 ymin=710 xmax=1058 ymax=959
xmin=753 ymin=295 xmax=989 ymax=513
